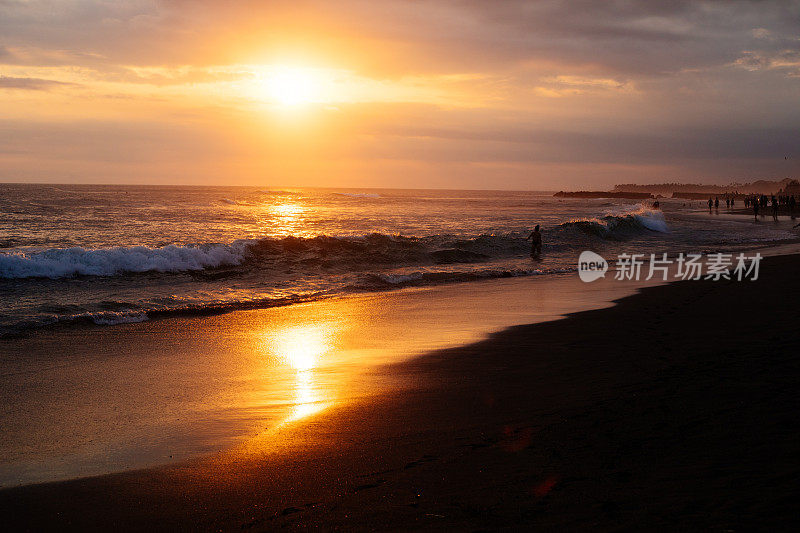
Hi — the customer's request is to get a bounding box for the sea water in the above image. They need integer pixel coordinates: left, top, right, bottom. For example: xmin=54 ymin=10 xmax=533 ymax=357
xmin=0 ymin=184 xmax=796 ymax=336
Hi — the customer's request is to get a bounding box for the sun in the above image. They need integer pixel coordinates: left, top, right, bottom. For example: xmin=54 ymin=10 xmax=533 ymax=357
xmin=264 ymin=66 xmax=318 ymax=106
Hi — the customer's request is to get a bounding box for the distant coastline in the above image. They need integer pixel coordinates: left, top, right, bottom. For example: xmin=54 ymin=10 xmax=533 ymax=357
xmin=613 ymin=177 xmax=799 ymax=197
xmin=555 ymin=177 xmax=799 ymax=200
xmin=553 ymin=191 xmax=653 ymax=199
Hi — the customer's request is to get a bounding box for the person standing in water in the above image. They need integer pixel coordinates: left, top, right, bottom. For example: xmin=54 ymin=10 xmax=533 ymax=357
xmin=527 ymin=225 xmax=542 ymax=257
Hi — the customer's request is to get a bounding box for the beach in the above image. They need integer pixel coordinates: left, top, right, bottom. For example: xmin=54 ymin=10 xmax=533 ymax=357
xmin=5 ymin=1 xmax=800 ymax=530
xmin=2 ymin=253 xmax=799 ymax=530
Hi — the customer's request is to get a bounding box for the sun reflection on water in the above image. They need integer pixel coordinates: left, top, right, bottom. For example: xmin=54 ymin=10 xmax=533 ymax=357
xmin=291 ymin=370 xmax=323 ymax=421
xmin=264 ymin=325 xmax=335 ymax=421
xmin=255 ymin=199 xmax=310 ymax=237
xmin=270 ymin=201 xmax=305 ymax=219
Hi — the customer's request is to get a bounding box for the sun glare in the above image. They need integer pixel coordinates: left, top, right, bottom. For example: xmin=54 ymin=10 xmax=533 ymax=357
xmin=264 ymin=67 xmax=318 ymax=106
xmin=245 ymin=63 xmax=444 ymax=109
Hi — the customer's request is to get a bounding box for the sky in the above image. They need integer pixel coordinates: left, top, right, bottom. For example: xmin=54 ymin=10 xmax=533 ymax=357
xmin=1 ymin=0 xmax=799 ymax=190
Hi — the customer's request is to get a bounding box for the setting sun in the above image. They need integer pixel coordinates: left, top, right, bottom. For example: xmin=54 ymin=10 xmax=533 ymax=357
xmin=264 ymin=67 xmax=318 ymax=106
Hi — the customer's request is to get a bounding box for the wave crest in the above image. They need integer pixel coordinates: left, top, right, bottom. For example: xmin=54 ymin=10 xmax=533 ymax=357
xmin=559 ymin=206 xmax=668 ymax=239
xmin=0 ymin=243 xmax=248 ymax=279
xmin=0 ymin=234 xmax=524 ymax=280
xmin=0 ymin=206 xmax=665 ymax=281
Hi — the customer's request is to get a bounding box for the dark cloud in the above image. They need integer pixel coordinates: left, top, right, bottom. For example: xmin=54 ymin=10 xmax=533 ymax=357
xmin=400 ymin=0 xmax=800 ymax=75
xmin=360 ymin=121 xmax=800 ymax=165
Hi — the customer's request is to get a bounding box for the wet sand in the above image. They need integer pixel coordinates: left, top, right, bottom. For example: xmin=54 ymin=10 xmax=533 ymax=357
xmin=2 ymin=255 xmax=800 ymax=530
xmin=730 ymin=205 xmax=799 ymax=218
xmin=0 ymin=272 xmax=662 ymax=488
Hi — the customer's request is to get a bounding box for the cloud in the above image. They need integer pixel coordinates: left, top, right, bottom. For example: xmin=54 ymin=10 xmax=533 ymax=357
xmin=0 ymin=75 xmax=76 ymax=90
xmin=2 ymin=1 xmax=800 ymax=187
xmin=0 ymin=0 xmax=797 ymax=77
xmin=750 ymin=27 xmax=773 ymax=39
xmin=359 ymin=117 xmax=800 ymax=165
xmin=733 ymin=49 xmax=800 ymax=76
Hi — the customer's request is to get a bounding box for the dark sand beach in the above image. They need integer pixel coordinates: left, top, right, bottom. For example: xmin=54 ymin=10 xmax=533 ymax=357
xmin=2 ymin=254 xmax=800 ymax=531
xmin=5 ymin=0 xmax=800 ymax=530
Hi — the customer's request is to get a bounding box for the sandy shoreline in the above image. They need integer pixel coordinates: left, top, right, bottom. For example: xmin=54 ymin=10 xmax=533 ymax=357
xmin=2 ymin=254 xmax=800 ymax=530
xmin=0 ymin=271 xmax=665 ymax=489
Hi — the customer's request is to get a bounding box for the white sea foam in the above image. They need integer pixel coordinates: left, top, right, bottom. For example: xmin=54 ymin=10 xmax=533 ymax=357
xmin=377 ymin=272 xmax=425 ymax=284
xmin=0 ymin=244 xmax=248 ymax=279
xmin=625 ymin=207 xmax=670 ymax=233
xmin=87 ymin=311 xmax=150 ymax=325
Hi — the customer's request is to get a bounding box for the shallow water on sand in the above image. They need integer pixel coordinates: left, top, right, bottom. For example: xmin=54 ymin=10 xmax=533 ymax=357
xmin=0 ymin=272 xmax=664 ymax=487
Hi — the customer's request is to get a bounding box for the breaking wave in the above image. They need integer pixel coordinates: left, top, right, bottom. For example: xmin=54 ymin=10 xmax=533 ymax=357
xmin=0 ymin=206 xmax=668 ymax=281
xmin=559 ymin=206 xmax=669 ymax=239
xmin=0 ymin=233 xmax=530 ymax=280
xmin=0 ymin=244 xmax=248 ymax=279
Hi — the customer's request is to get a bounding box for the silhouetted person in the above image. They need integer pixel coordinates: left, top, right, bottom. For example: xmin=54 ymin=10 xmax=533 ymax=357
xmin=726 ymin=197 xmax=730 ymax=208
xmin=753 ymin=200 xmax=759 ymax=220
xmin=527 ymin=225 xmax=542 ymax=258
xmin=708 ymin=198 xmax=713 ymax=211
xmin=772 ymin=195 xmax=779 ymax=221
xmin=714 ymin=197 xmax=719 ymax=209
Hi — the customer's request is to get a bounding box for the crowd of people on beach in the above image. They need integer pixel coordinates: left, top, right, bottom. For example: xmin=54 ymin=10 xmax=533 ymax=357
xmin=706 ymin=194 xmax=798 ymax=223
xmin=744 ymin=194 xmax=797 ymax=221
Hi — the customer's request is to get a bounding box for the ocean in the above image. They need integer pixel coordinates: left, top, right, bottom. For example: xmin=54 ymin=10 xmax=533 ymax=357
xmin=0 ymin=184 xmax=796 ymax=337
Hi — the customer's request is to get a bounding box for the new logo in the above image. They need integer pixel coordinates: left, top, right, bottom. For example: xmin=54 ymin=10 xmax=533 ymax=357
xmin=578 ymin=251 xmax=608 ymax=282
